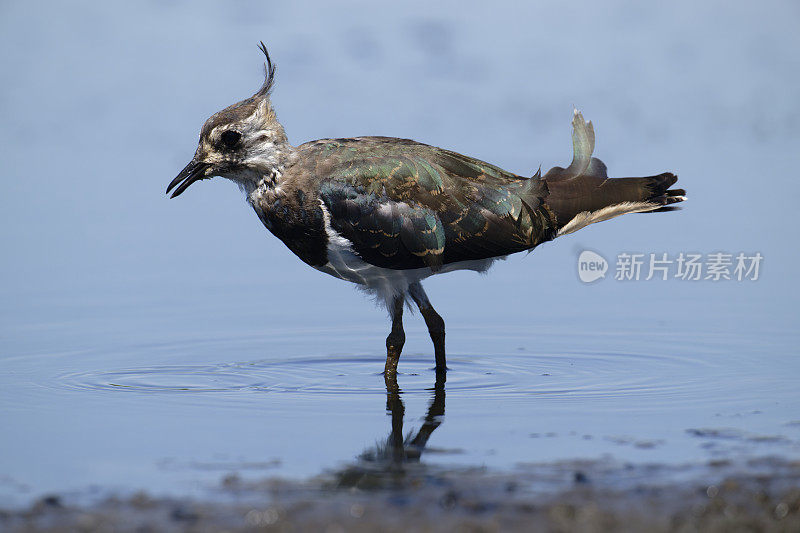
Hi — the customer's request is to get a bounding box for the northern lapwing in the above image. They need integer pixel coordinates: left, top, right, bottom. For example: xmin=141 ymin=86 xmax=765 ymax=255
xmin=168 ymin=44 xmax=685 ymax=379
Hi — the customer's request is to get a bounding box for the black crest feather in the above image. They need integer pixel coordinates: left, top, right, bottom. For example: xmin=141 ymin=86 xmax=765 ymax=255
xmin=256 ymin=41 xmax=276 ymax=96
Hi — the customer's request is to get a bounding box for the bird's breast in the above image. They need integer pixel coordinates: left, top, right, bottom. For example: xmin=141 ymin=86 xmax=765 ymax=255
xmin=250 ymin=195 xmax=328 ymax=267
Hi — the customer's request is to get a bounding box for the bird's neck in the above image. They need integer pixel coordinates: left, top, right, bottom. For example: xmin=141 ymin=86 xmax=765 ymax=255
xmin=243 ymin=137 xmax=298 ymax=206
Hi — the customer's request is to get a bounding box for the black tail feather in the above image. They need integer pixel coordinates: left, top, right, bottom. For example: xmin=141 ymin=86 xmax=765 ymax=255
xmin=543 ymin=110 xmax=685 ymax=231
xmin=643 ymin=174 xmax=686 ymax=209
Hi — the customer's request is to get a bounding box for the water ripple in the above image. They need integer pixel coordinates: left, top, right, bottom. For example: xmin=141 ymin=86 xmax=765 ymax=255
xmin=50 ymin=344 xmax=730 ymax=404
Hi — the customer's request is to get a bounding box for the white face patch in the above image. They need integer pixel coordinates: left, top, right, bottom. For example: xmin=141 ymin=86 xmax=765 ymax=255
xmin=201 ymin=98 xmax=291 ymax=194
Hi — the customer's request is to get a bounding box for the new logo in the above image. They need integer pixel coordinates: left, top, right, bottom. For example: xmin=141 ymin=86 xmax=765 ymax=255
xmin=577 ymin=250 xmax=608 ymax=283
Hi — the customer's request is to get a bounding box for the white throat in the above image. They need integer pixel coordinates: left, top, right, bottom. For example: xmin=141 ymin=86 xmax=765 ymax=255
xmin=243 ymin=168 xmax=285 ymax=204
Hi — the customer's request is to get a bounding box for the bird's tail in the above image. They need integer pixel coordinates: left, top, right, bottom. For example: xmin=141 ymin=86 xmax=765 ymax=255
xmin=541 ymin=110 xmax=685 ymax=237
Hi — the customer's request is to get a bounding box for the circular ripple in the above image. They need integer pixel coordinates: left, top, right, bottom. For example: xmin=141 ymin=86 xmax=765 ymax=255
xmin=56 ymin=356 xmax=509 ymax=395
xmin=57 ymin=366 xmax=262 ymax=393
xmin=53 ymin=346 xmax=725 ymax=404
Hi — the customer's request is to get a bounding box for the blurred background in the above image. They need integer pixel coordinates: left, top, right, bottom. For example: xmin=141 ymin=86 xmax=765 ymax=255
xmin=1 ymin=0 xmax=798 ymax=506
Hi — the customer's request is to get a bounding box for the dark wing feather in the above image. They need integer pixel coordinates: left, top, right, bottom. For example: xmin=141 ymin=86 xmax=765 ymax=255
xmin=312 ymin=138 xmax=557 ymax=270
xmin=320 ymin=180 xmax=446 ymax=270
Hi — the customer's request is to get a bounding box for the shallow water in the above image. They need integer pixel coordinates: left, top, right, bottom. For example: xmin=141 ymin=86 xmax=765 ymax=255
xmin=1 ymin=0 xmax=799 ymax=510
xmin=2 ymin=299 xmax=798 ymax=507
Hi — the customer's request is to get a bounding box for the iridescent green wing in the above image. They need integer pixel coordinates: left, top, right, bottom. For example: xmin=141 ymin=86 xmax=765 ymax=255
xmin=314 ymin=137 xmax=556 ymax=270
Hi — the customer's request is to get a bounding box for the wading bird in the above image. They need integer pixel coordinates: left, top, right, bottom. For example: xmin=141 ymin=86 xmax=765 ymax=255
xmin=168 ymin=44 xmax=685 ymax=379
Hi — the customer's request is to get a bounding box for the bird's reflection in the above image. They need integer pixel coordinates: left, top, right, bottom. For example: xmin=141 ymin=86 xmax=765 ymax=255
xmin=333 ymin=375 xmax=446 ymax=489
xmin=386 ymin=375 xmax=445 ymax=463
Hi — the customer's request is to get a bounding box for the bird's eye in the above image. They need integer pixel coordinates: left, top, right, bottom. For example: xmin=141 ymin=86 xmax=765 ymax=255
xmin=220 ymin=130 xmax=242 ymax=149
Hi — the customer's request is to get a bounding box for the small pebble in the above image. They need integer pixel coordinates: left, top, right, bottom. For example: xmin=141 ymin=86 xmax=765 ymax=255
xmin=350 ymin=503 xmax=365 ymax=518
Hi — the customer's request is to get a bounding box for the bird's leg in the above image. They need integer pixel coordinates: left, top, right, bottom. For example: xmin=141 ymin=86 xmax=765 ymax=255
xmin=384 ymin=295 xmax=405 ymax=380
xmin=408 ymin=282 xmax=447 ymax=376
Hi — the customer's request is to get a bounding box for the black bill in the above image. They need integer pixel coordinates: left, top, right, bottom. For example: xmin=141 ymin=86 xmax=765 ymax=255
xmin=166 ymin=161 xmax=211 ymax=198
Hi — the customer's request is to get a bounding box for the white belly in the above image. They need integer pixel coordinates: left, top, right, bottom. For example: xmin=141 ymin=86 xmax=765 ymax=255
xmin=316 ymin=201 xmax=501 ymax=307
xmin=315 ymin=231 xmax=499 ymax=306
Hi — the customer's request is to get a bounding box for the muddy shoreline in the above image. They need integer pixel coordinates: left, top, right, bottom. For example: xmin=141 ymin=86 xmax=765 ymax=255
xmin=4 ymin=458 xmax=798 ymax=532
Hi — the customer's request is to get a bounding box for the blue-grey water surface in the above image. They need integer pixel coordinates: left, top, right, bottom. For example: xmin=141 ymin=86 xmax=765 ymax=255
xmin=1 ymin=0 xmax=799 ymax=508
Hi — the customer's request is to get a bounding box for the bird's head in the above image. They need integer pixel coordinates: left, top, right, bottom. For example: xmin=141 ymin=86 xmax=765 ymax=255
xmin=167 ymin=43 xmax=290 ymax=198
